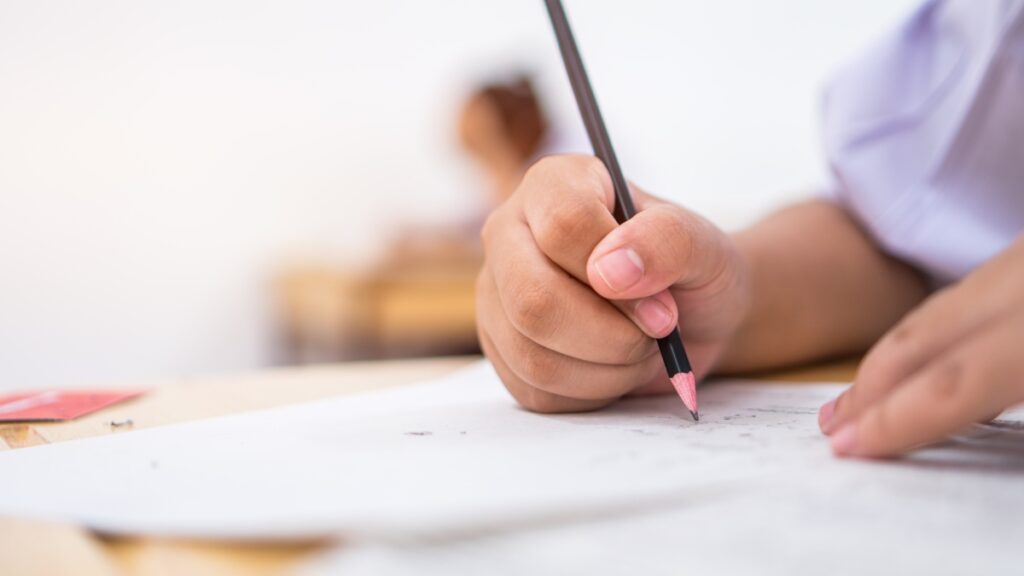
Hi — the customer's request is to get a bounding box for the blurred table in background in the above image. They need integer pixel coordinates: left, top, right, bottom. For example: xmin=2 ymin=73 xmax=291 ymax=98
xmin=275 ymin=251 xmax=481 ymax=363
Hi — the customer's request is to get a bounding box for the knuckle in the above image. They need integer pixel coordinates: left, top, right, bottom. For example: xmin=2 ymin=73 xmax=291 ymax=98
xmin=527 ymin=155 xmax=608 ymax=198
xmin=862 ymin=320 xmax=924 ymax=377
xmin=888 ymin=323 xmax=915 ymax=345
xmin=523 ymin=155 xmax=571 ymax=191
xmin=524 ymin=155 xmax=561 ymax=180
xmin=506 ymin=281 xmax=560 ymax=340
xmin=515 ymin=341 xmax=562 ymax=390
xmin=889 ymin=288 xmax=952 ymax=341
xmin=927 ymin=360 xmax=966 ymax=403
xmin=537 ymin=198 xmax=597 ymax=250
xmin=575 ymin=155 xmax=610 ymax=188
xmin=651 ymin=207 xmax=693 ymax=260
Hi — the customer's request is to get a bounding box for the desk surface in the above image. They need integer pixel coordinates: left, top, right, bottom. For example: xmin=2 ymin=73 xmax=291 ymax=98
xmin=0 ymin=355 xmax=858 ymax=576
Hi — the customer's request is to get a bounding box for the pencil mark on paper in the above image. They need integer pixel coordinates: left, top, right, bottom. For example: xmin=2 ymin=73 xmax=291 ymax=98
xmin=749 ymin=407 xmax=818 ymax=416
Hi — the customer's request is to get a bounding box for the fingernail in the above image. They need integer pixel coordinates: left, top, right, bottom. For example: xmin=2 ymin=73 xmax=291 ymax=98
xmin=830 ymin=423 xmax=859 ymax=456
xmin=821 ymin=394 xmax=845 ymax=435
xmin=595 ymin=248 xmax=644 ymax=292
xmin=818 ymin=399 xmax=836 ymax=431
xmin=634 ymin=297 xmax=674 ymax=335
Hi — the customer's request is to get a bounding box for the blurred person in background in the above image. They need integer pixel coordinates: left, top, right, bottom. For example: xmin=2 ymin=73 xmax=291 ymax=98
xmin=389 ymin=75 xmax=550 ymax=266
xmin=459 ymin=76 xmax=550 ymax=213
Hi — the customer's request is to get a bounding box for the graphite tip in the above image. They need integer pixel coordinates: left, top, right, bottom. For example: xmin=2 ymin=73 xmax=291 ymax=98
xmin=669 ymin=371 xmax=699 ymax=421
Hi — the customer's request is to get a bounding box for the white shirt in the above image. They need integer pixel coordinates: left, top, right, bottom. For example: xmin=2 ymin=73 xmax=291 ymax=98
xmin=823 ymin=0 xmax=1024 ymax=285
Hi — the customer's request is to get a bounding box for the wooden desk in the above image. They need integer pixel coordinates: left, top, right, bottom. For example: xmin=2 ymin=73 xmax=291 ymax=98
xmin=0 ymin=355 xmax=858 ymax=576
xmin=276 ymin=259 xmax=480 ymax=364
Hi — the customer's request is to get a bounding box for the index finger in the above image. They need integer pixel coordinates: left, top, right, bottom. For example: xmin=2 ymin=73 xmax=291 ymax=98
xmin=519 ymin=155 xmax=617 ymax=284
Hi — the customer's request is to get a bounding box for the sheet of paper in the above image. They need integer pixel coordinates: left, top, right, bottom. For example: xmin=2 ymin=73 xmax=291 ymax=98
xmin=1 ymin=360 xmax=1022 ymax=574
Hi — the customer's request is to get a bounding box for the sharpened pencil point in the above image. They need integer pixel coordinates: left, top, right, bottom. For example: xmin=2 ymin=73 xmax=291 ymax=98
xmin=669 ymin=371 xmax=698 ymax=421
xmin=691 ymin=410 xmax=699 ymax=422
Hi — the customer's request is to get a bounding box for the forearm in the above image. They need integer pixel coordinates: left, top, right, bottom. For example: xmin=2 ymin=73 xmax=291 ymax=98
xmin=714 ymin=199 xmax=927 ymax=373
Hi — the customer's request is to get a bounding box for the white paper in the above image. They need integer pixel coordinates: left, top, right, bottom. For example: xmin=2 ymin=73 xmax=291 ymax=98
xmin=1 ymin=360 xmax=1022 ymax=573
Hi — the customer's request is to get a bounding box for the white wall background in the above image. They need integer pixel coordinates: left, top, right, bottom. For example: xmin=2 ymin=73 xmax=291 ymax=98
xmin=0 ymin=0 xmax=919 ymax=390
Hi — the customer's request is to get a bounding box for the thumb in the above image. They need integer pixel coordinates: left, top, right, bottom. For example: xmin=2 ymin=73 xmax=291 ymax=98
xmin=586 ymin=200 xmax=729 ymax=301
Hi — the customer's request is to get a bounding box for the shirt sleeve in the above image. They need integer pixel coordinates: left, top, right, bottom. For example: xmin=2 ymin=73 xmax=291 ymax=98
xmin=819 ymin=0 xmax=1024 ymax=284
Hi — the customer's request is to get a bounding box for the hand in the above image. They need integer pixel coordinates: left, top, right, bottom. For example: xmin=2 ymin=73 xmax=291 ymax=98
xmin=819 ymin=235 xmax=1024 ymax=457
xmin=476 ymin=155 xmax=750 ymax=412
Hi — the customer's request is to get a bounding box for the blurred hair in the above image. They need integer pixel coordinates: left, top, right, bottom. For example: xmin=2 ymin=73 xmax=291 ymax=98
xmin=477 ymin=76 xmax=548 ymax=160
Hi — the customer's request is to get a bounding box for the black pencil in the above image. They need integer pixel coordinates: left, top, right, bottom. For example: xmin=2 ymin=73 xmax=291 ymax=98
xmin=543 ymin=0 xmax=699 ymax=420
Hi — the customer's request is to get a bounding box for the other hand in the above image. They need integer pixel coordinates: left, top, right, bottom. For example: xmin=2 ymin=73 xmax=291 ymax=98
xmin=820 ymin=235 xmax=1024 ymax=457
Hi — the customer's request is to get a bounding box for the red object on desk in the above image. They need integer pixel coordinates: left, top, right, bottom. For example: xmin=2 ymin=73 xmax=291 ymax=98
xmin=0 ymin=390 xmax=144 ymax=422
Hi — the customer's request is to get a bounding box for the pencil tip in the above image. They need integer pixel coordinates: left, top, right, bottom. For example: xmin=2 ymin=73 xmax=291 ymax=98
xmin=669 ymin=371 xmax=699 ymax=420
xmin=691 ymin=410 xmax=700 ymax=422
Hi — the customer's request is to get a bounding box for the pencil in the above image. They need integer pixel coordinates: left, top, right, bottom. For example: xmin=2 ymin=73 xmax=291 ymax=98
xmin=543 ymin=0 xmax=699 ymax=420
